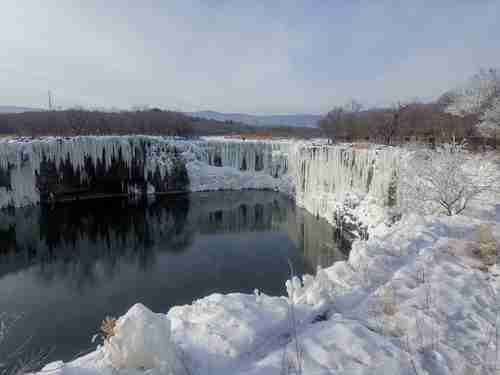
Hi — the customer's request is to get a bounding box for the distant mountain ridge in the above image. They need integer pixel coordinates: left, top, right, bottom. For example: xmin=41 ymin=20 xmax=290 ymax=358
xmin=188 ymin=110 xmax=321 ymax=128
xmin=0 ymin=106 xmax=39 ymax=113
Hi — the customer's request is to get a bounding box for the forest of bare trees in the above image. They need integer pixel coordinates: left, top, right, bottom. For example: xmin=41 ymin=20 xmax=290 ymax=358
xmin=0 ymin=102 xmax=491 ymax=145
xmin=0 ymin=108 xmax=201 ymax=137
xmin=0 ymin=108 xmax=323 ymax=139
xmin=318 ymin=100 xmax=480 ymax=145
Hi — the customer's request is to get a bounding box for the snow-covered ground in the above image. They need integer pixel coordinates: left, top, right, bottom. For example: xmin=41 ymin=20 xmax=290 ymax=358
xmin=1 ymin=136 xmax=498 ymax=374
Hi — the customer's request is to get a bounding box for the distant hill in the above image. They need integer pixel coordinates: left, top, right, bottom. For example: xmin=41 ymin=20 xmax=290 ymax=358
xmin=0 ymin=106 xmax=39 ymax=113
xmin=188 ymin=110 xmax=321 ymax=128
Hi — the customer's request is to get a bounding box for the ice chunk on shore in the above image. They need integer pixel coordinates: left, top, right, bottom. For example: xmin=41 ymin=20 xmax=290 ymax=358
xmin=103 ymin=303 xmax=176 ymax=371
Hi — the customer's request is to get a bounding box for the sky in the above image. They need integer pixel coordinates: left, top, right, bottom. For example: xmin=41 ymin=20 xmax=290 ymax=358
xmin=1 ymin=0 xmax=499 ymax=115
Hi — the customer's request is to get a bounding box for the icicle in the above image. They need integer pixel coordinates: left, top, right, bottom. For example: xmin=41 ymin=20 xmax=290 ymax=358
xmin=0 ymin=137 xmax=400 ymax=214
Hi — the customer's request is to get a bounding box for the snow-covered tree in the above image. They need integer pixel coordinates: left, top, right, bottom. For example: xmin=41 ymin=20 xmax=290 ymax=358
xmin=482 ymin=96 xmax=500 ymax=128
xmin=445 ymin=68 xmax=500 ymax=117
xmin=401 ymin=140 xmax=498 ymax=216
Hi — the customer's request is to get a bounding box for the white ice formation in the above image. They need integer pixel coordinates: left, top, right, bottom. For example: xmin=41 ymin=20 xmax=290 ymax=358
xmin=0 ymin=137 xmax=401 ymax=232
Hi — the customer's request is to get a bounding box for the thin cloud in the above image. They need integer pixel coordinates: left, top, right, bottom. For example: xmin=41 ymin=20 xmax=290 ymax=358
xmin=0 ymin=0 xmax=498 ymax=114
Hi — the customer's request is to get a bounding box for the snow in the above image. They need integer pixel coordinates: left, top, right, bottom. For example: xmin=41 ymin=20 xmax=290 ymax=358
xmin=1 ymin=136 xmax=497 ymax=374
xmin=102 ymin=303 xmax=176 ymax=371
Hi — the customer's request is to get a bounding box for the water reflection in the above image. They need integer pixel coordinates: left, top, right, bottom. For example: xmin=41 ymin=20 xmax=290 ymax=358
xmin=0 ymin=191 xmax=348 ymax=366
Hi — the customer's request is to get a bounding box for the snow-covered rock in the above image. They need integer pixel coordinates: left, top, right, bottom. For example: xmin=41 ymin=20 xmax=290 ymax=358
xmin=103 ymin=303 xmax=176 ymax=371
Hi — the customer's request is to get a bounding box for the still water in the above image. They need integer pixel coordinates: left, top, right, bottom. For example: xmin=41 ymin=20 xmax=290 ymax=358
xmin=0 ymin=191 xmax=347 ymax=367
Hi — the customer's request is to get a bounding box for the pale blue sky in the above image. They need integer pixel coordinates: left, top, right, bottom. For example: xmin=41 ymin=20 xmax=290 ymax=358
xmin=1 ymin=0 xmax=499 ymax=114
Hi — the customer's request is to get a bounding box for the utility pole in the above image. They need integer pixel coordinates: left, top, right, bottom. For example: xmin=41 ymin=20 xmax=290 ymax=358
xmin=48 ymin=90 xmax=53 ymax=111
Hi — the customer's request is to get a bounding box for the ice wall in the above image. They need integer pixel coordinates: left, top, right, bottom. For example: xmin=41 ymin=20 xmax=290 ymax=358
xmin=0 ymin=137 xmax=401 ymax=223
xmin=0 ymin=136 xmax=190 ymax=208
xmin=0 ymin=140 xmax=40 ymax=208
xmin=199 ymin=139 xmax=292 ymax=178
xmin=293 ymin=145 xmax=398 ymax=206
xmin=289 ymin=144 xmax=401 ymax=231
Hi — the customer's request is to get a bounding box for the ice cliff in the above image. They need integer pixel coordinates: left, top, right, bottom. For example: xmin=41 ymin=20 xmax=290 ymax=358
xmin=0 ymin=136 xmax=190 ymax=208
xmin=0 ymin=137 xmax=401 ymax=231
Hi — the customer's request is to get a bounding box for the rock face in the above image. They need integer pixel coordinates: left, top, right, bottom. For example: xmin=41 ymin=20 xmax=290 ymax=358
xmin=0 ymin=137 xmax=401 ymax=221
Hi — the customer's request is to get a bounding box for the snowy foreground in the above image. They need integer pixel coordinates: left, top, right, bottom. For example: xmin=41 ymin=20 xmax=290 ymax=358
xmin=1 ymin=137 xmax=499 ymax=374
xmin=39 ymin=202 xmax=500 ymax=375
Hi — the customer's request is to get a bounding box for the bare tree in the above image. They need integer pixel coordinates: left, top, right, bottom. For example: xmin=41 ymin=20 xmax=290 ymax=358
xmin=483 ymin=97 xmax=500 ymax=136
xmin=66 ymin=108 xmax=91 ymax=135
xmin=319 ymin=106 xmax=344 ymax=141
xmin=455 ymin=68 xmax=500 ymax=117
xmin=401 ymin=139 xmax=499 ymax=216
xmin=378 ymin=102 xmax=409 ymax=145
xmin=319 ymin=100 xmax=363 ymax=142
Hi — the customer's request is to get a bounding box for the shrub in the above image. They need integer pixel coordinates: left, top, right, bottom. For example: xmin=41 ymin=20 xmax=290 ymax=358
xmin=380 ymin=287 xmax=398 ymax=317
xmin=100 ymin=316 xmax=117 ymax=341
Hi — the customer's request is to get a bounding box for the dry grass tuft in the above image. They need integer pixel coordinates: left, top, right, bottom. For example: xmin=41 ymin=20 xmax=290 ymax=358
xmin=476 ymin=224 xmax=498 ymax=267
xmin=380 ymin=287 xmax=398 ymax=317
xmin=100 ymin=316 xmax=117 ymax=341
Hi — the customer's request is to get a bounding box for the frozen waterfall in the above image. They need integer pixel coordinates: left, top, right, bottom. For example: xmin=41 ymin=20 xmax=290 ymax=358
xmin=0 ymin=136 xmax=191 ymax=207
xmin=290 ymin=144 xmax=400 ymax=219
xmin=198 ymin=139 xmax=292 ymax=178
xmin=0 ymin=137 xmax=401 ymax=230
